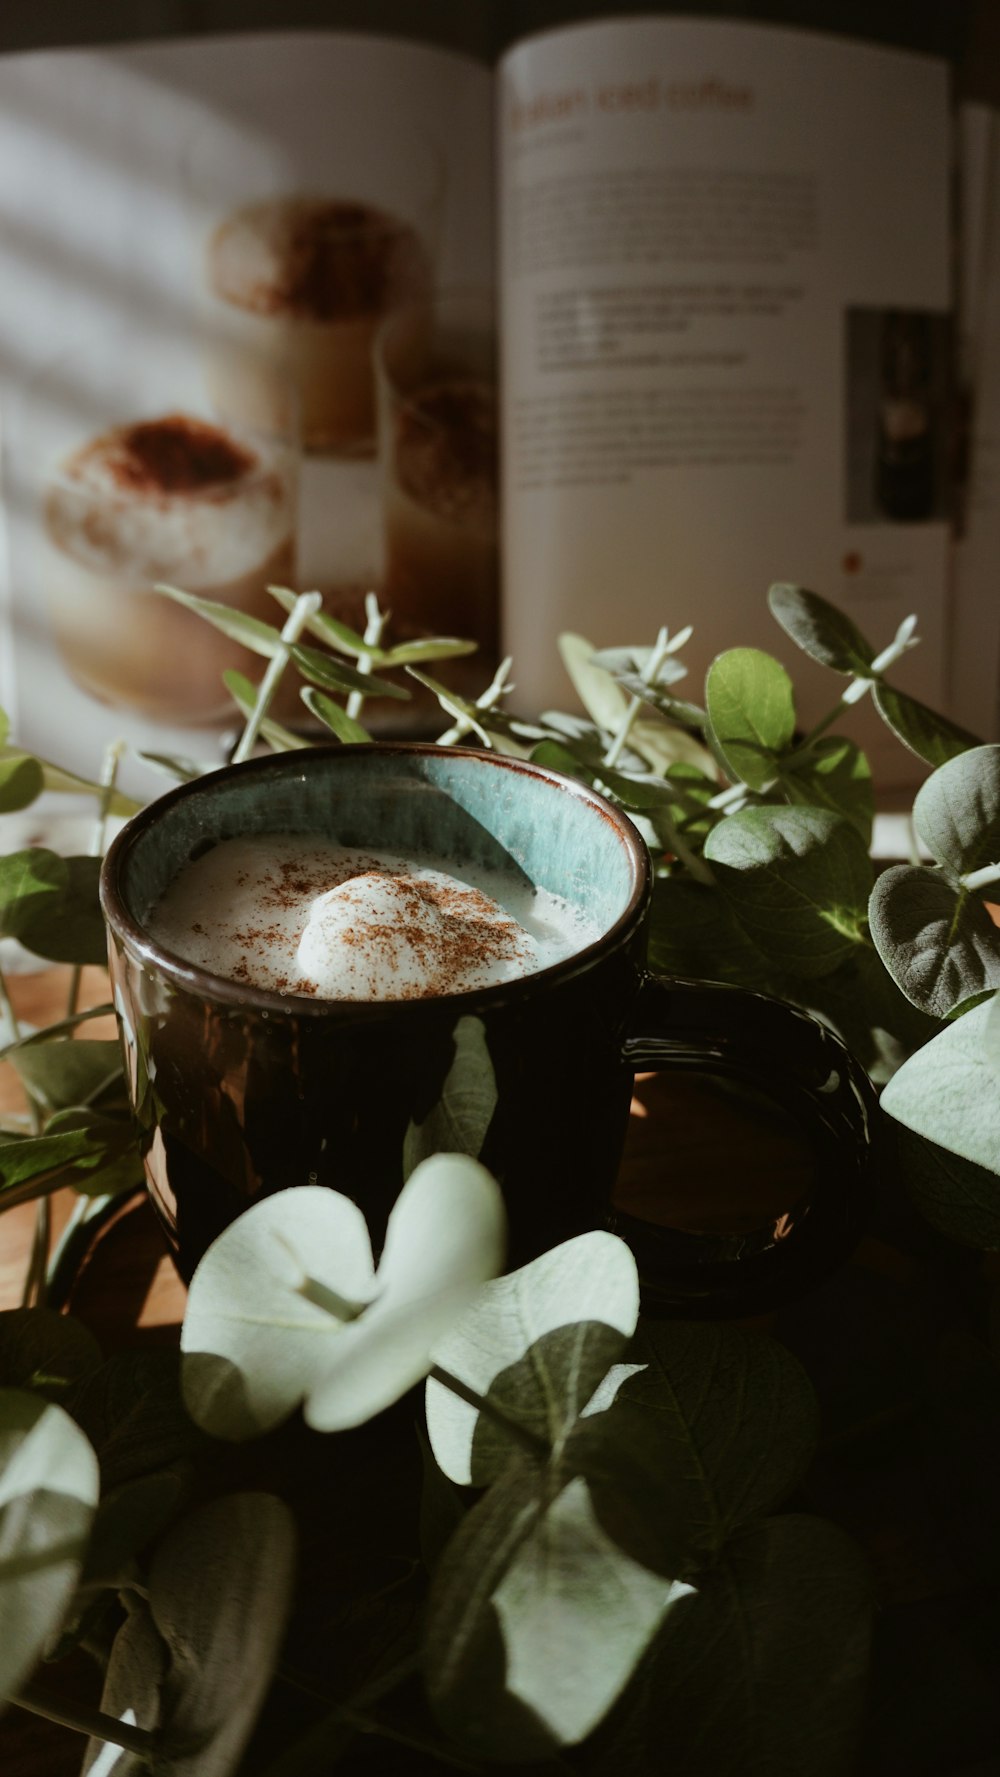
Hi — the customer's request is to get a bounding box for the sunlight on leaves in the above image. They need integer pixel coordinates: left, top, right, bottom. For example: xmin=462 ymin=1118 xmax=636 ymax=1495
xmin=426 ymin=1231 xmax=639 ymax=1485
xmin=705 ymin=648 xmax=796 ymax=790
xmin=0 ymin=1388 xmax=99 ymax=1706
xmin=183 ymin=1158 xmax=506 ymax=1440
xmin=705 ymin=806 xmax=871 ymax=977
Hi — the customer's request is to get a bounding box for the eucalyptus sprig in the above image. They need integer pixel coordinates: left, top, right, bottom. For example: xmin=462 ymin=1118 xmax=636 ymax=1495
xmin=3 ymin=576 xmax=1000 ymax=1774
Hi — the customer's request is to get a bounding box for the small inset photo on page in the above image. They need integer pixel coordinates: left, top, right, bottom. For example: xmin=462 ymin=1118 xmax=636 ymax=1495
xmin=844 ymin=304 xmax=953 ymax=524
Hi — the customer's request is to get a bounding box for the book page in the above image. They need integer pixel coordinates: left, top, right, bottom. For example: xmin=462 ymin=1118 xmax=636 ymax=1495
xmin=498 ymin=19 xmax=952 ymax=786
xmin=0 ymin=32 xmax=493 ymax=796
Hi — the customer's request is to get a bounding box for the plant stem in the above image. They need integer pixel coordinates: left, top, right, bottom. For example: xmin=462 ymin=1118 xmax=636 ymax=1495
xmin=436 ymin=657 xmax=513 ymax=748
xmin=11 ymin=1679 xmax=157 ymax=1760
xmin=67 ymin=740 xmax=126 ymax=1020
xmin=786 ymin=696 xmax=852 ymax=759
xmin=21 ymin=1193 xmax=51 ymax=1308
xmin=429 ymin=1363 xmax=549 ymax=1460
xmin=603 ymin=626 xmax=671 ymax=770
xmin=346 ymin=594 xmax=389 ymax=721
xmin=233 ymin=591 xmax=322 ymax=765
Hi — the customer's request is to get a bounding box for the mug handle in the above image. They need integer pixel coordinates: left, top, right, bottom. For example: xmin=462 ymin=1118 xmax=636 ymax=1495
xmin=609 ymin=974 xmax=880 ymax=1319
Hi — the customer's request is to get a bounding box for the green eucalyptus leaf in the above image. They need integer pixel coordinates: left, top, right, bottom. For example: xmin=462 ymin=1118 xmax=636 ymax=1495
xmin=573 ymin=1319 xmax=820 ymax=1564
xmin=289 ymin=642 xmax=408 ymax=701
xmin=403 ymin=1016 xmax=497 ymax=1177
xmin=0 ymin=749 xmax=139 ymax=819
xmin=881 ymin=1000 xmax=1000 ymax=1243
xmin=0 ymin=1121 xmax=138 ymax=1201
xmin=780 ymin=735 xmax=874 ymax=843
xmin=156 ymin=584 xmax=282 ymax=657
xmin=405 ymin=669 xmax=493 ymax=745
xmin=768 ymin=583 xmax=875 ymax=675
xmin=529 ymin=737 xmax=596 ymax=783
xmin=426 ymin=1231 xmax=639 ymax=1486
xmin=14 ymin=855 xmax=106 ymax=966
xmin=0 ymin=1309 xmax=101 ymax=1397
xmin=222 ymin=672 xmax=310 ymax=753
xmin=558 ymin=632 xmax=630 ymax=736
xmin=377 ymin=636 xmax=478 ymax=668
xmin=595 ymin=1513 xmax=871 ymax=1777
xmin=0 ymin=848 xmax=67 ymax=940
xmin=83 ymin=1492 xmax=296 ymax=1777
xmin=267 ymin=583 xmax=369 ymax=656
xmin=299 ymin=686 xmax=371 ymax=744
xmin=0 ymin=752 xmax=43 ymax=814
xmin=869 ymin=866 xmax=1000 ymax=1018
xmin=872 ymin=682 xmax=981 ymax=767
xmin=801 ymin=945 xmax=937 ymax=1086
xmin=645 ymin=876 xmax=772 ymax=989
xmin=0 ymin=1388 xmax=99 ymax=1705
xmin=705 ymin=806 xmax=872 ymax=977
xmin=705 ymin=649 xmax=797 ymax=790
xmin=183 ymin=1160 xmax=506 ymax=1440
xmin=912 ymin=743 xmax=1000 ymax=875
xmin=425 ymin=1453 xmax=681 ymax=1760
xmin=137 ymin=751 xmax=208 ymax=783
xmin=10 ymin=1039 xmax=123 ymax=1114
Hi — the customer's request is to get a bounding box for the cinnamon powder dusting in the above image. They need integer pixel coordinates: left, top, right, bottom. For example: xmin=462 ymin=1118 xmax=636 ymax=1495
xmin=78 ymin=414 xmax=256 ymax=496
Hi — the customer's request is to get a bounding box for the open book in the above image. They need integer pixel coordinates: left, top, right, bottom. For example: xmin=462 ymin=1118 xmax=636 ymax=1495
xmin=0 ymin=16 xmax=959 ymax=797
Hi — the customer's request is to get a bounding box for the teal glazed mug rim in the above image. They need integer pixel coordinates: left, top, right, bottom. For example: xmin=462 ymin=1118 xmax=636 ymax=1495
xmin=99 ymin=742 xmax=879 ymax=1316
xmin=99 ymin=743 xmax=652 ymax=1019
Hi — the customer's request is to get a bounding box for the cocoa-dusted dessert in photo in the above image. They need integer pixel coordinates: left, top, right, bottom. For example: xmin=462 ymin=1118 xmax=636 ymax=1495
xmin=382 ymin=375 xmax=499 ymax=660
xmin=205 ymin=195 xmax=432 ymax=453
xmin=42 ymin=411 xmax=296 ymax=725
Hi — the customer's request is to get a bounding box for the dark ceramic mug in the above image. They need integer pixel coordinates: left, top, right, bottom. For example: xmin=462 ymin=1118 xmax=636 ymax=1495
xmin=100 ymin=744 xmax=878 ymax=1315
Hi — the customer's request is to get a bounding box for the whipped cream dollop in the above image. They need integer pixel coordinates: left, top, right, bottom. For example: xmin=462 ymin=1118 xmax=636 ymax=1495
xmin=296 ymin=868 xmax=538 ymax=999
xmin=148 ymin=835 xmax=596 ymax=1003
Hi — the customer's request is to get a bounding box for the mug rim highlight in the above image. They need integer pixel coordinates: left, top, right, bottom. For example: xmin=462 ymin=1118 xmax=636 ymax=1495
xmin=99 ymin=742 xmax=652 ymax=1018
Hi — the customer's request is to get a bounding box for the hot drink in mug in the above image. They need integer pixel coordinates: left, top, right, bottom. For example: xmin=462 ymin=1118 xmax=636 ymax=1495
xmin=101 ymin=745 xmax=878 ymax=1312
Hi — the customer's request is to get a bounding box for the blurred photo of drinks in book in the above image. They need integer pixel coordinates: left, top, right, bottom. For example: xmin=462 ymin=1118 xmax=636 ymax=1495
xmin=374 ymin=291 xmax=499 ymax=722
xmin=189 ymin=103 xmax=478 ymax=735
xmin=18 ymin=330 xmax=298 ymax=727
xmin=875 ymin=309 xmax=936 ymax=521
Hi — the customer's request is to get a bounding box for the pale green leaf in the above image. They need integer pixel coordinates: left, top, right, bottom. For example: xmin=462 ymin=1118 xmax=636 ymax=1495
xmin=881 ymin=998 xmax=1000 ymax=1244
xmin=155 ymin=584 xmax=282 ymax=657
xmin=403 ymin=1016 xmax=498 ymax=1178
xmin=182 ymin=1159 xmax=506 ymax=1440
xmin=873 ymin=682 xmax=980 ymax=767
xmin=869 ymin=865 xmax=1000 ymax=1017
xmin=298 ymin=686 xmax=371 ymax=744
xmin=705 ymin=649 xmax=796 ymax=790
xmin=83 ymin=1492 xmax=296 ymax=1776
xmin=426 ymin=1231 xmax=639 ymax=1485
xmin=0 ymin=848 xmax=67 ymax=940
xmin=289 ymin=642 xmax=408 ymax=701
xmin=704 ymin=806 xmax=871 ymax=977
xmin=0 ymin=1388 xmax=99 ymax=1704
xmin=182 ymin=1185 xmax=378 ymax=1441
xmin=305 ymin=1156 xmax=506 ymax=1433
xmin=912 ymin=744 xmax=1000 ymax=875
xmin=558 ymin=632 xmax=630 ymax=735
xmin=425 ymin=1456 xmax=680 ymax=1760
xmin=768 ymin=583 xmax=875 ymax=675
xmin=222 ymin=672 xmax=311 ymax=753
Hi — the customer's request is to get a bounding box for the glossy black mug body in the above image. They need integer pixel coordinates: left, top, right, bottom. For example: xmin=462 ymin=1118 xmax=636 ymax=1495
xmin=100 ymin=745 xmax=878 ymax=1313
